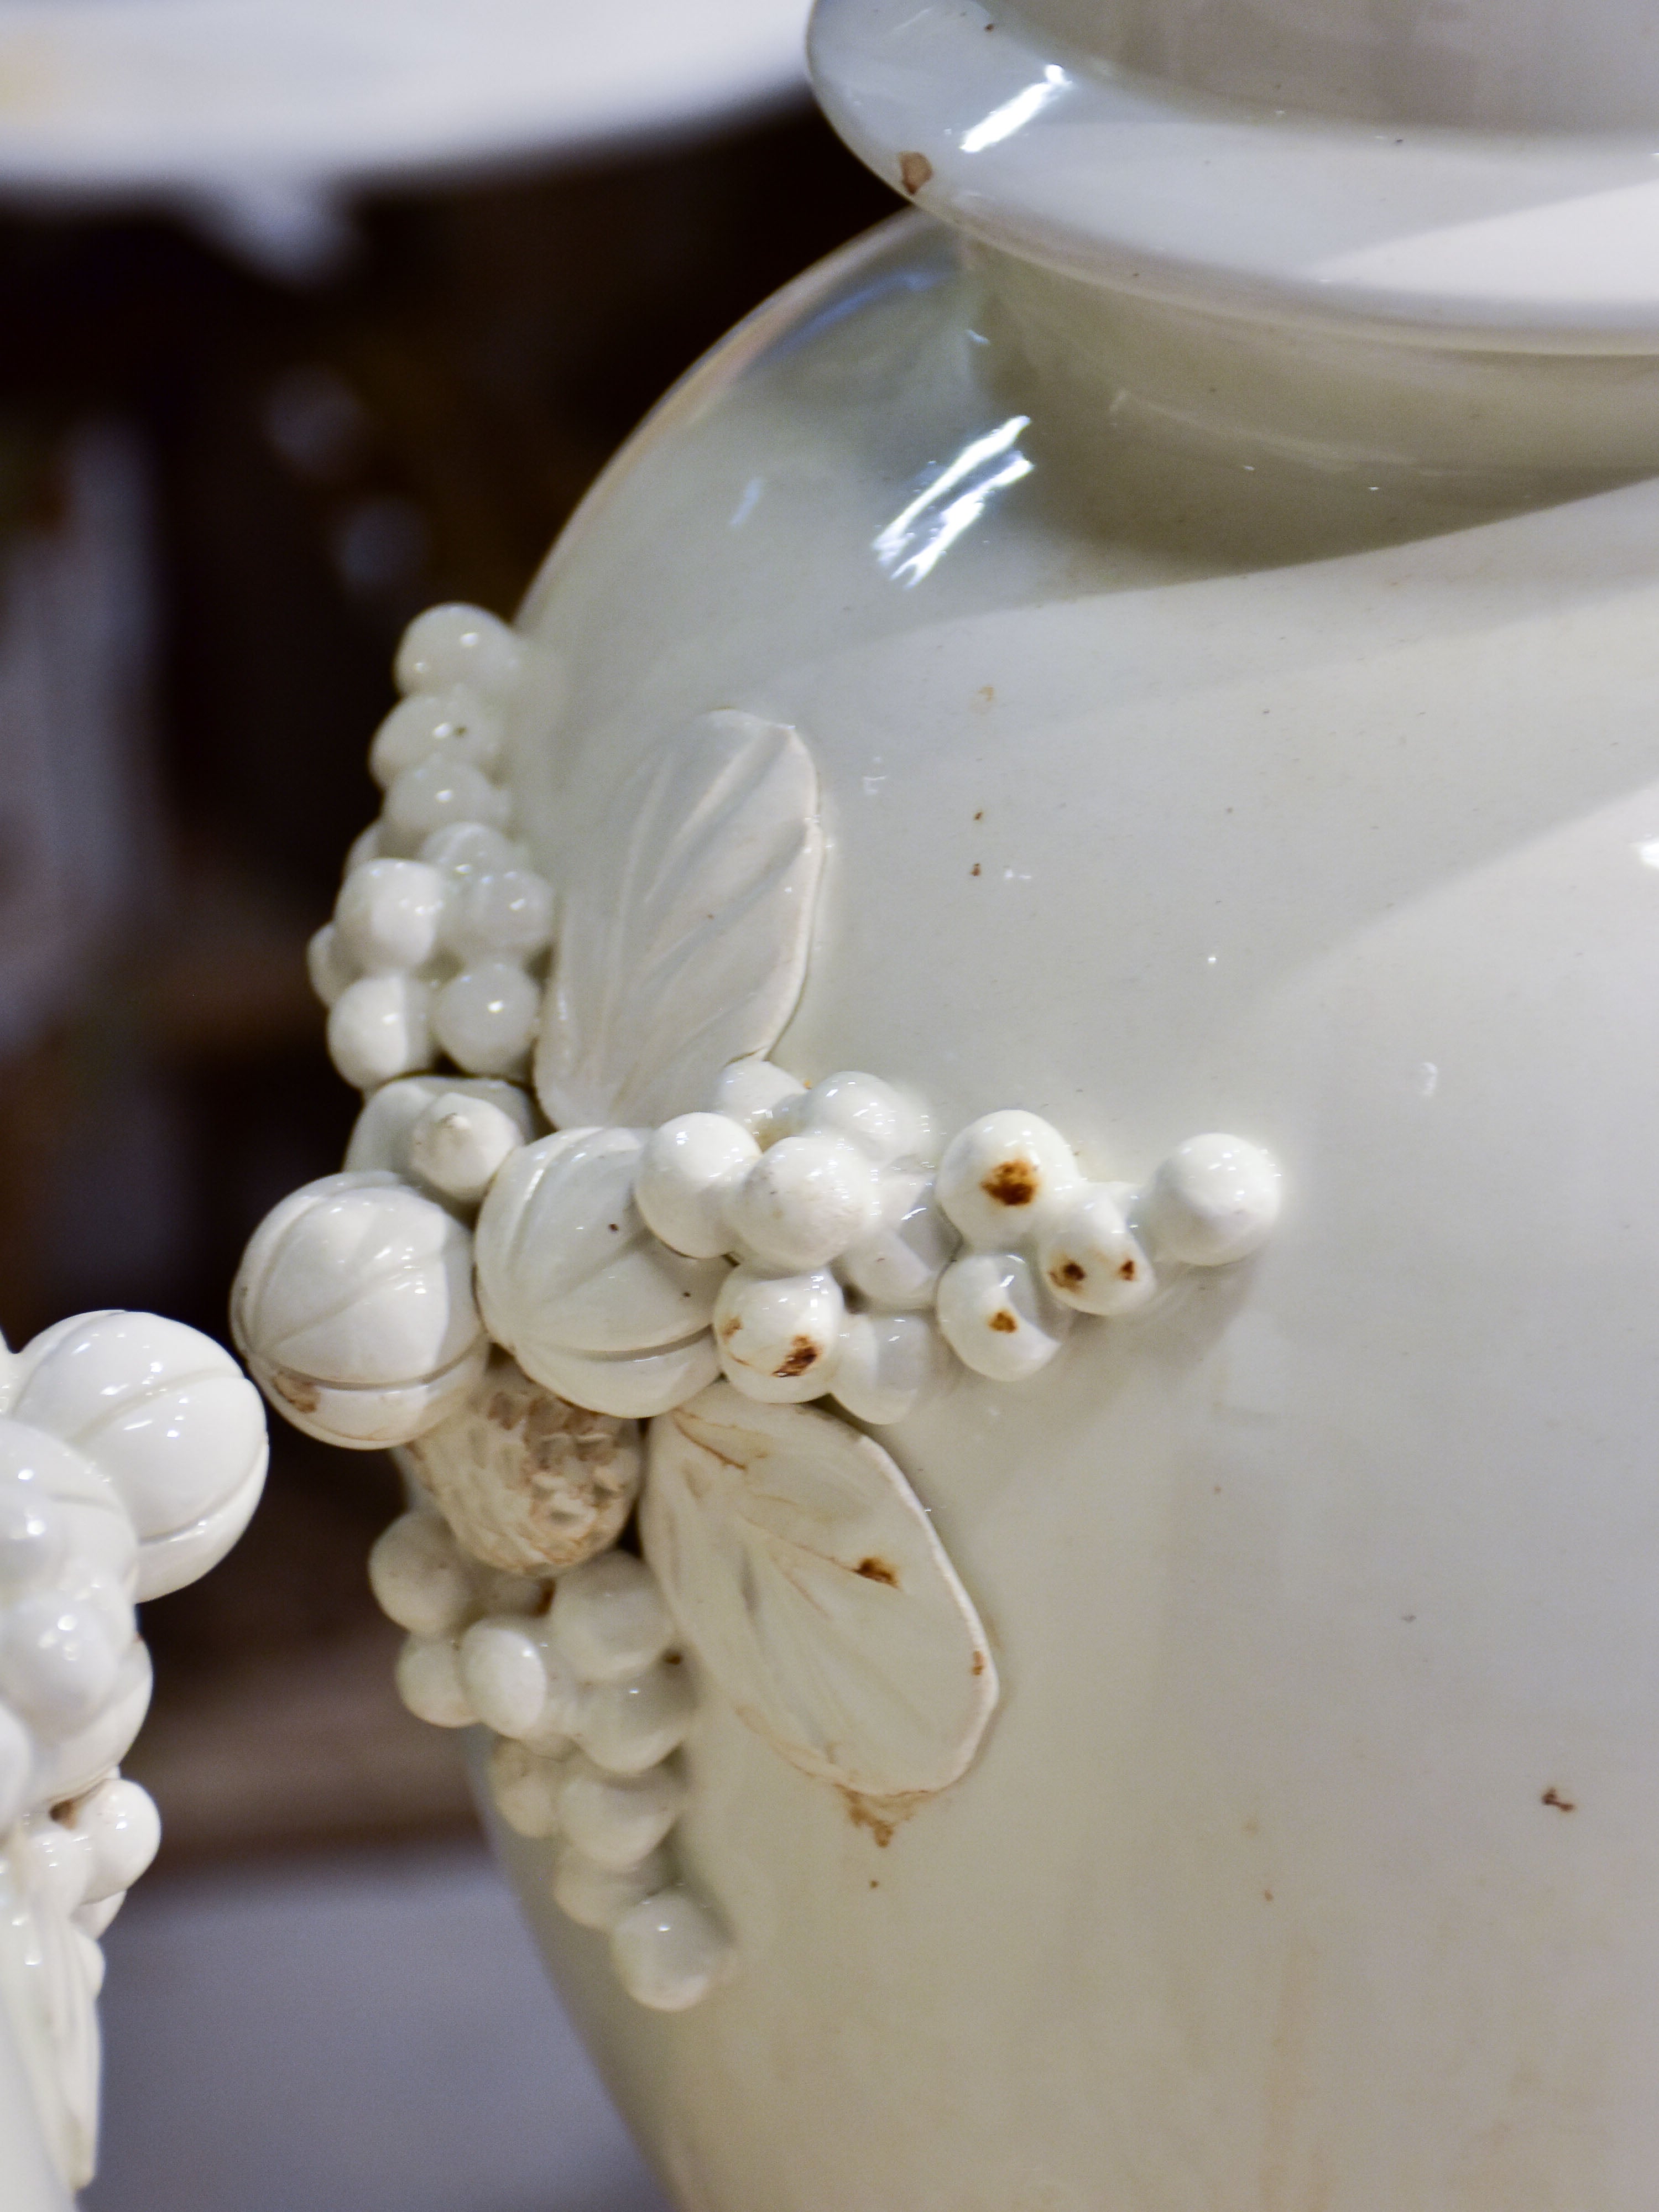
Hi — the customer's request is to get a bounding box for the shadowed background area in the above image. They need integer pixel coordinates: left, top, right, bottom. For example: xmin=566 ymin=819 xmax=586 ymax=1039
xmin=0 ymin=58 xmax=894 ymax=2207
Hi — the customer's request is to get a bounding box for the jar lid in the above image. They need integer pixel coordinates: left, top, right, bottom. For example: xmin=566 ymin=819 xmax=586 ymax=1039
xmin=811 ymin=0 xmax=1659 ymax=348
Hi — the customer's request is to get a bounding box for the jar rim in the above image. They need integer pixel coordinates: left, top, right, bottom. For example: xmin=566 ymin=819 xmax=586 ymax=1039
xmin=810 ymin=0 xmax=1659 ymax=352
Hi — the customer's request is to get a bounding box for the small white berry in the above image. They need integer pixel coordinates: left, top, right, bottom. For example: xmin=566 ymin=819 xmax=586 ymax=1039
xmin=420 ymin=822 xmax=524 ymax=877
xmin=611 ymin=1888 xmax=732 ymax=2011
xmin=795 ymin=1071 xmax=921 ymax=1163
xmin=708 ymin=1058 xmax=805 ymax=1139
xmin=635 ymin=1114 xmax=758 ymax=1258
xmin=1039 ymin=1187 xmax=1156 ymax=1314
xmin=558 ymin=1755 xmax=685 ymax=1869
xmin=0 ymin=1477 xmax=67 ymax=1596
xmin=554 ymin=1844 xmax=671 ymax=1932
xmin=369 ymin=690 xmax=502 ymax=789
xmin=727 ymin=1136 xmax=880 ymax=1271
xmin=549 ymin=1553 xmax=674 ymax=1684
xmin=0 ymin=1589 xmax=125 ymax=1731
xmin=1141 ymin=1134 xmax=1281 ymax=1265
xmin=457 ymin=1615 xmax=566 ymax=1740
xmin=935 ymin=1250 xmax=1072 ymax=1380
xmin=395 ymin=1634 xmax=474 ymax=1726
xmin=367 ymin=1510 xmax=476 ymax=1637
xmin=432 ymin=959 xmax=539 ymax=1077
xmin=382 ymin=756 xmax=511 ymax=852
xmin=306 ymin=922 xmax=356 ymax=1008
xmin=65 ymin=1777 xmax=160 ymax=1905
xmin=395 ymin=603 xmax=523 ymax=700
xmin=440 ymin=868 xmax=554 ymax=962
xmin=714 ymin=1267 xmax=844 ymax=1402
xmin=327 ymin=973 xmax=436 ymax=1089
xmin=831 ymin=1311 xmax=948 ymax=1425
xmin=408 ymin=1092 xmax=526 ymax=1205
xmin=344 ymin=1073 xmax=535 ymax=1183
xmin=334 ymin=858 xmax=448 ymax=974
xmin=838 ymin=1167 xmax=958 ymax=1310
xmin=936 ymin=1111 xmax=1082 ymax=1249
xmin=487 ymin=1738 xmax=569 ymax=1838
xmin=573 ymin=1660 xmax=696 ymax=1776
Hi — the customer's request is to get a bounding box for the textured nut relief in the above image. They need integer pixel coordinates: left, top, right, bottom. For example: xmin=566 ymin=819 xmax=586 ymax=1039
xmin=404 ymin=1352 xmax=642 ymax=1574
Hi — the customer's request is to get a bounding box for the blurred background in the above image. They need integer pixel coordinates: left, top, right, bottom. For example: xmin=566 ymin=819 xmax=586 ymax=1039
xmin=0 ymin=7 xmax=895 ymax=2202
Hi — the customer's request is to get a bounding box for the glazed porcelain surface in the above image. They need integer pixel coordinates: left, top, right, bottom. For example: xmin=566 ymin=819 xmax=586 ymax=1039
xmin=0 ymin=1312 xmax=267 ymax=2203
xmin=234 ymin=0 xmax=1659 ymax=2200
xmin=494 ymin=216 xmax=1659 ymax=2211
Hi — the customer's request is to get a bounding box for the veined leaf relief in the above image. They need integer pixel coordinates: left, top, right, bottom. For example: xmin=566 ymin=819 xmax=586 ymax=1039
xmin=641 ymin=1383 xmax=998 ymax=1799
xmin=535 ymin=711 xmax=823 ymax=1131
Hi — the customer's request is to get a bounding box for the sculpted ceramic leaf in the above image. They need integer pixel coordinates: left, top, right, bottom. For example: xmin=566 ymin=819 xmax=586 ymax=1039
xmin=535 ymin=712 xmax=823 ymax=1129
xmin=641 ymin=1383 xmax=998 ymax=1797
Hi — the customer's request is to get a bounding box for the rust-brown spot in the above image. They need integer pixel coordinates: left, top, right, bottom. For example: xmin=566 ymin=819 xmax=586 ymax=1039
xmin=898 ymin=151 xmax=933 ymax=194
xmin=841 ymin=1787 xmax=928 ymax=1845
xmin=1542 ymin=1786 xmax=1577 ymax=1812
xmin=982 ymin=1160 xmax=1038 ymax=1207
xmin=272 ymin=1369 xmax=320 ymax=1415
xmin=1263 ymin=1889 xmax=1275 ymax=1903
xmin=720 ymin=1317 xmax=741 ymax=1342
xmin=971 ymin=1651 xmax=987 ymax=1677
xmin=975 ymin=686 xmax=994 ymax=707
xmin=970 ymin=862 xmax=982 ymax=877
xmin=988 ymin=1309 xmax=1019 ymax=1333
xmin=663 ymin=1651 xmax=684 ymax=1666
xmin=1052 ymin=1259 xmax=1086 ymax=1288
xmin=1119 ymin=1258 xmax=1139 ymax=1279
xmin=774 ymin=1336 xmax=820 ymax=1378
xmin=973 ymin=809 xmax=983 ymax=821
xmin=869 ymin=1878 xmax=879 ymax=1889
xmin=855 ymin=1556 xmax=899 ymax=1587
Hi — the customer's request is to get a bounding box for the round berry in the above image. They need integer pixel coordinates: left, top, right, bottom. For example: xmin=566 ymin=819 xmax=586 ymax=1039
xmin=0 ymin=1589 xmax=125 ymax=1731
xmin=708 ymin=1057 xmax=805 ymax=1139
xmin=327 ymin=973 xmax=436 ymax=1089
xmin=611 ymin=1888 xmax=732 ymax=2011
xmin=382 ymin=757 xmax=510 ymax=853
xmin=936 ymin=1111 xmax=1082 ymax=1249
xmin=440 ymin=868 xmax=554 ymax=962
xmin=635 ymin=1114 xmax=758 ymax=1258
xmin=368 ymin=1510 xmax=476 ymax=1637
xmin=1142 ymin=1134 xmax=1281 ymax=1265
xmin=369 ymin=690 xmax=502 ymax=789
xmin=727 ymin=1136 xmax=880 ymax=1271
xmin=1039 ymin=1187 xmax=1156 ymax=1314
xmin=432 ymin=959 xmax=540 ymax=1077
xmin=334 ymin=858 xmax=448 ymax=974
xmin=935 ymin=1250 xmax=1072 ymax=1381
xmin=395 ymin=604 xmax=523 ymax=700
xmin=796 ymin=1071 xmax=921 ymax=1163
xmin=714 ymin=1266 xmax=844 ymax=1402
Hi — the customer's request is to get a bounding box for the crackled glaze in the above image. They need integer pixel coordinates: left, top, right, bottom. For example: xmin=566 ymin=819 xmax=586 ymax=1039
xmin=0 ymin=1312 xmax=267 ymax=2191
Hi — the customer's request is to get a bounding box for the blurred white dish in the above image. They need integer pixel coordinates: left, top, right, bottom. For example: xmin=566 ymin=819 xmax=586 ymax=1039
xmin=0 ymin=0 xmax=810 ymax=267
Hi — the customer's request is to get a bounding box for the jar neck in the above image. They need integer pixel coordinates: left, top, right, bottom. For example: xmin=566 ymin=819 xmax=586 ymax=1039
xmin=975 ymin=244 xmax=1659 ymax=499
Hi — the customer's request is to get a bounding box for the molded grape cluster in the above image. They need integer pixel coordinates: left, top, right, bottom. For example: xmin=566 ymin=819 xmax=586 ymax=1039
xmin=307 ymin=606 xmax=556 ymax=1089
xmin=0 ymin=1312 xmax=267 ymax=2185
xmin=371 ymin=1509 xmax=729 ymax=2011
xmin=473 ymin=1058 xmax=1284 ymax=1422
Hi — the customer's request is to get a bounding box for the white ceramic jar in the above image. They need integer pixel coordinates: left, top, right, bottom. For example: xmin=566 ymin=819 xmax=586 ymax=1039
xmin=234 ymin=1 xmax=1659 ymax=2203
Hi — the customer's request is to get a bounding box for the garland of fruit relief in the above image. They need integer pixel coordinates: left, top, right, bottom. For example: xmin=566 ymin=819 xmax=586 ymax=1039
xmin=233 ymin=604 xmax=1282 ymax=2015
